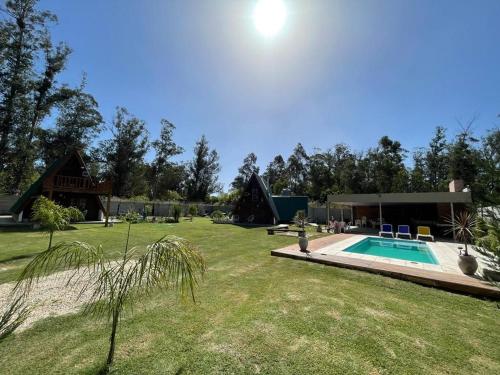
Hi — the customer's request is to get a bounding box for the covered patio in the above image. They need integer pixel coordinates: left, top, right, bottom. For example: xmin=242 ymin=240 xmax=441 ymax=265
xmin=326 ymin=192 xmax=472 ymax=240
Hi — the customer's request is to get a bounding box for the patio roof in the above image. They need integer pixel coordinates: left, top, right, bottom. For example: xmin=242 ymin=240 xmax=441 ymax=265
xmin=327 ymin=192 xmax=472 ymax=206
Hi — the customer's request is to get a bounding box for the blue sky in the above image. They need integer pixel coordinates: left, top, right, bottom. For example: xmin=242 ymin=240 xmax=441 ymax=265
xmin=40 ymin=0 xmax=500 ymax=190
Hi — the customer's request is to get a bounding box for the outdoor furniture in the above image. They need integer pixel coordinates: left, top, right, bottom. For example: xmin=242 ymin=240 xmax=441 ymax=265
xmin=379 ymin=224 xmax=394 ymax=238
xmin=361 ymin=216 xmax=367 ymax=227
xmin=339 ymin=221 xmax=348 ymax=233
xmin=327 ymin=220 xmax=337 ymax=233
xmin=354 ymin=219 xmax=361 ymax=227
xmin=416 ymin=226 xmax=434 ymax=241
xmin=266 ymin=226 xmax=305 ymax=237
xmin=396 ymin=225 xmax=411 ymax=239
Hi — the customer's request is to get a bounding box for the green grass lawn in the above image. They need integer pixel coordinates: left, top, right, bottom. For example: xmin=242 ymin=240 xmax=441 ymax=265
xmin=0 ymin=219 xmax=499 ymax=374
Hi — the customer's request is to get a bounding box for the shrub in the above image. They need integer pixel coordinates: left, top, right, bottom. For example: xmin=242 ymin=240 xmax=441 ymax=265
xmin=162 ymin=217 xmax=177 ymax=223
xmin=172 ymin=205 xmax=182 ymax=222
xmin=162 ymin=190 xmax=183 ymax=201
xmin=188 ymin=205 xmax=197 ymax=217
xmin=475 ymin=209 xmax=500 ymax=266
xmin=213 ymin=216 xmax=233 ymax=224
xmin=211 ymin=210 xmax=225 ymax=219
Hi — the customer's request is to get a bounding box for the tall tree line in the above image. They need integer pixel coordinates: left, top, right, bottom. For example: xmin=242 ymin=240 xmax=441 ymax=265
xmin=0 ymin=0 xmax=222 ymax=202
xmin=233 ymin=124 xmax=499 ymax=205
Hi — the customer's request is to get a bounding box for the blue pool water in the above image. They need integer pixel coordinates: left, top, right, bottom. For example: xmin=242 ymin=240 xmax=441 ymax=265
xmin=343 ymin=237 xmax=439 ymax=265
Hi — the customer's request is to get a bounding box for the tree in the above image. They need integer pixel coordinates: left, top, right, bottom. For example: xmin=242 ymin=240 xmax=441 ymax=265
xmin=31 ymin=196 xmax=84 ymax=250
xmin=14 ymin=216 xmax=206 ymax=373
xmin=425 ymin=126 xmax=449 ymax=191
xmin=0 ymin=0 xmax=55 ymax=161
xmin=262 ymin=154 xmax=287 ymax=194
xmin=0 ymin=0 xmax=74 ymax=192
xmin=448 ymin=120 xmax=480 ymax=191
xmin=98 ymin=107 xmax=149 ymax=197
xmin=475 ymin=128 xmax=500 ymax=205
xmin=286 ymin=143 xmax=309 ymax=195
xmin=231 ymin=152 xmax=259 ymax=191
xmin=147 ymin=119 xmax=184 ymax=200
xmin=410 ymin=149 xmax=429 ymax=192
xmin=368 ymin=136 xmax=408 ymax=193
xmin=37 ymin=77 xmax=103 ymax=165
xmin=186 ymin=135 xmax=221 ymax=201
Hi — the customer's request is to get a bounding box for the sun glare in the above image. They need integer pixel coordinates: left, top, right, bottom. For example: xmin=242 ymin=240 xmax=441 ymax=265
xmin=253 ymin=0 xmax=287 ymax=38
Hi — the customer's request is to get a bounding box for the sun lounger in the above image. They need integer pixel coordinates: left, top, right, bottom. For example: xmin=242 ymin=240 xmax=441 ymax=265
xmin=379 ymin=224 xmax=394 ymax=238
xmin=396 ymin=225 xmax=411 ymax=239
xmin=416 ymin=226 xmax=434 ymax=241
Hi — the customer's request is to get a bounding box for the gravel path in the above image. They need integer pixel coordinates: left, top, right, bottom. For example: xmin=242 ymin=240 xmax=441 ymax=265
xmin=0 ymin=269 xmax=97 ymax=331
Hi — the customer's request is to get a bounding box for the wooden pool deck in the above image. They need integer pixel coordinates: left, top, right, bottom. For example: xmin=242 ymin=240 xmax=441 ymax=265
xmin=271 ymin=234 xmax=500 ymax=299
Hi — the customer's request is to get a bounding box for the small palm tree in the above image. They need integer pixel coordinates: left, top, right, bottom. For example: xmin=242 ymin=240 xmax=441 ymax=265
xmin=31 ymin=196 xmax=84 ymax=250
xmin=445 ymin=211 xmax=477 ymax=256
xmin=14 ymin=217 xmax=206 ymax=373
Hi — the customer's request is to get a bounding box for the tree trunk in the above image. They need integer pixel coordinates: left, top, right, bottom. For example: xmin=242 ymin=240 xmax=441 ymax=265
xmin=106 ymin=308 xmax=120 ymax=370
xmin=48 ymin=231 xmax=53 ymax=250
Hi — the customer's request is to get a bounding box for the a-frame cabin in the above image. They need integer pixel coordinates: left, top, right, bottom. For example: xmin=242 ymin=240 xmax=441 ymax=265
xmin=10 ymin=151 xmax=112 ymax=223
xmin=232 ymin=173 xmax=280 ymax=225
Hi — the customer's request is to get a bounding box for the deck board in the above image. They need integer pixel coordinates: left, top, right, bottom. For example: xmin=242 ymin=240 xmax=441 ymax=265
xmin=272 ymin=234 xmax=500 ymax=299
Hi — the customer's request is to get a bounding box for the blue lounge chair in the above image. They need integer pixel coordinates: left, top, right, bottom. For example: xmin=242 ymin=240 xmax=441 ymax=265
xmin=379 ymin=224 xmax=394 ymax=238
xmin=396 ymin=225 xmax=411 ymax=239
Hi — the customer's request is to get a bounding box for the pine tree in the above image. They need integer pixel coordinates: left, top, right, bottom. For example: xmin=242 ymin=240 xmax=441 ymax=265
xmin=369 ymin=136 xmax=408 ymax=193
xmin=448 ymin=123 xmax=479 ymax=190
xmin=231 ymin=152 xmax=259 ymax=192
xmin=263 ymin=154 xmax=287 ymax=194
xmin=286 ymin=143 xmax=309 ymax=195
xmin=0 ymin=0 xmax=74 ymax=192
xmin=147 ymin=119 xmax=184 ymax=200
xmin=98 ymin=107 xmax=149 ymax=197
xmin=38 ymin=77 xmax=103 ymax=165
xmin=186 ymin=135 xmax=221 ymax=201
xmin=425 ymin=126 xmax=449 ymax=191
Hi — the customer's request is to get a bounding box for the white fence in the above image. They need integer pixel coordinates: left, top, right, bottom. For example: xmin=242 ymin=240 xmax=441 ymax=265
xmin=308 ymin=206 xmax=353 ymax=224
xmin=108 ymin=198 xmax=232 ymax=217
xmin=0 ymin=195 xmax=17 ymax=215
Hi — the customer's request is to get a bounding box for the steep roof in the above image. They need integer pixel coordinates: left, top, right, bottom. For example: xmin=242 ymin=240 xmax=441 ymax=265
xmin=251 ymin=173 xmax=280 ymax=221
xmin=10 ymin=151 xmax=101 ymax=214
xmin=10 ymin=157 xmax=67 ymax=214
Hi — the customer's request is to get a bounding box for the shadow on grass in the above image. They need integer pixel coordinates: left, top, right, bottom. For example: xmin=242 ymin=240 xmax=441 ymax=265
xmin=0 ymin=252 xmax=41 ymax=264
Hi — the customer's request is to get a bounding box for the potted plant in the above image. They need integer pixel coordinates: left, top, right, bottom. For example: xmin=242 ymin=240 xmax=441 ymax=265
xmin=446 ymin=211 xmax=478 ymax=275
xmin=294 ymin=210 xmax=309 ymax=252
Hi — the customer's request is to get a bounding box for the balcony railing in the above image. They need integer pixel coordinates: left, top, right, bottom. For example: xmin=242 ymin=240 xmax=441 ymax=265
xmin=43 ymin=175 xmax=112 ymax=194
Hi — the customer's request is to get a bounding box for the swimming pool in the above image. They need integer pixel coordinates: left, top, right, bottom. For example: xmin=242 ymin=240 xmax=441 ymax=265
xmin=343 ymin=237 xmax=439 ymax=265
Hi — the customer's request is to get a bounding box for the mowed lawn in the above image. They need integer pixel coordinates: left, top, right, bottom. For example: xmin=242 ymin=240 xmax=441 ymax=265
xmin=0 ymin=219 xmax=499 ymax=374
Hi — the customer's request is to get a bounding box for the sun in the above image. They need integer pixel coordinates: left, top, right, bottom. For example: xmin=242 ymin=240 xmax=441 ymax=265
xmin=252 ymin=0 xmax=287 ymax=38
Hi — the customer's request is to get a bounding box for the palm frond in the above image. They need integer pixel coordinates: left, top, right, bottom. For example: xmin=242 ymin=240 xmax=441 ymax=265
xmin=128 ymin=235 xmax=206 ymax=301
xmin=0 ymin=295 xmax=31 ymax=341
xmin=443 ymin=211 xmax=477 ymax=243
xmin=13 ymin=241 xmax=105 ymax=299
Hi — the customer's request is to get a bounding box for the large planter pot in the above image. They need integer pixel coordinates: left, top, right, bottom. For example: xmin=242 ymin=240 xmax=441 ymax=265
xmin=298 ymin=236 xmax=309 ymax=252
xmin=458 ymin=254 xmax=478 ymax=275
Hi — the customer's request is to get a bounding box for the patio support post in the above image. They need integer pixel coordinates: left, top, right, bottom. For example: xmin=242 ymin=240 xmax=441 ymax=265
xmin=378 ymin=201 xmax=383 ymax=230
xmin=350 ymin=205 xmax=354 ymax=224
xmin=326 ymin=201 xmax=330 ymax=226
xmin=450 ymin=202 xmax=456 ymax=240
xmin=105 ymin=192 xmax=111 ymax=227
xmin=340 ymin=206 xmax=344 ymax=222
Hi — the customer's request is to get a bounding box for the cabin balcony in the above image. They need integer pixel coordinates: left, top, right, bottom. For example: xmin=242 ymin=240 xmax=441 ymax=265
xmin=43 ymin=175 xmax=112 ymax=194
